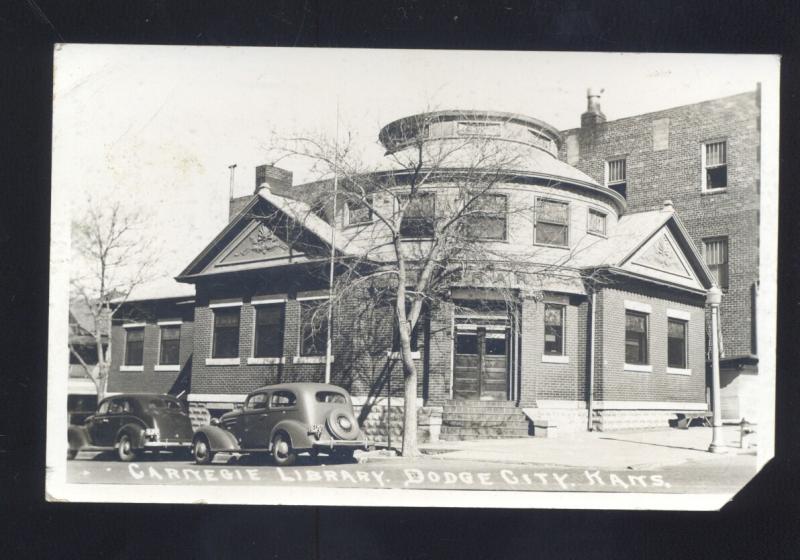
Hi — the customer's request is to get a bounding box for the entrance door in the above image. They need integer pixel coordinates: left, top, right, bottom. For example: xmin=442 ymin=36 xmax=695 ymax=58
xmin=453 ymin=327 xmax=508 ymax=400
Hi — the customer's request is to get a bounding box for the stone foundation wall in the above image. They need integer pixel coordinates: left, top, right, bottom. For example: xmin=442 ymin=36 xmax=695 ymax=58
xmin=593 ymin=410 xmax=679 ymax=431
xmin=354 ymin=404 xmax=443 ymax=445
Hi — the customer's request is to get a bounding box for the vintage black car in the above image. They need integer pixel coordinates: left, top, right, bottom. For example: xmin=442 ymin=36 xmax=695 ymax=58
xmin=192 ymin=383 xmax=369 ymax=466
xmin=67 ymin=394 xmax=194 ymax=461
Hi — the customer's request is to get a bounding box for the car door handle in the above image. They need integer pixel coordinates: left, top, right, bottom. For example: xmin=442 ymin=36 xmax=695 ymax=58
xmin=100 ymin=418 xmax=109 ymax=423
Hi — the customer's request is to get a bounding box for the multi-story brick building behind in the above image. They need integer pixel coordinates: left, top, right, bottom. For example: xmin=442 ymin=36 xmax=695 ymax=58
xmin=559 ymin=88 xmax=761 ymax=422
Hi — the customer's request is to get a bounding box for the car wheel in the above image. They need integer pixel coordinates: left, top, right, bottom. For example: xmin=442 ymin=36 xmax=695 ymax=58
xmin=193 ymin=436 xmax=214 ymax=465
xmin=67 ymin=448 xmax=77 ymax=460
xmin=117 ymin=434 xmax=140 ymax=462
xmin=272 ymin=432 xmax=296 ymax=467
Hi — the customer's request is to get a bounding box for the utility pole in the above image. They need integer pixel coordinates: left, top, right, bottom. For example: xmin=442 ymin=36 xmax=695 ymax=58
xmin=707 ymin=286 xmax=725 ymax=453
xmin=324 ymin=101 xmax=339 ymax=384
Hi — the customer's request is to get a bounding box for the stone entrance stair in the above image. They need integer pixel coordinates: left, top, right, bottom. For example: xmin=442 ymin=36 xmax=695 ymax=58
xmin=440 ymin=400 xmax=532 ymax=441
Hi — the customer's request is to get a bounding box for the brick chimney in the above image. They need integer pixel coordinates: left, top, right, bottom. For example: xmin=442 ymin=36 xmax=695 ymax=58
xmin=581 ymin=87 xmax=606 ymax=128
xmin=228 ymin=164 xmax=293 ymax=222
xmin=255 ymin=164 xmax=293 ymax=192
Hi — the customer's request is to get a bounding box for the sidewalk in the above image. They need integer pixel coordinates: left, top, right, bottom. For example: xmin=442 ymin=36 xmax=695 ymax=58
xmin=366 ymin=426 xmax=754 ymax=470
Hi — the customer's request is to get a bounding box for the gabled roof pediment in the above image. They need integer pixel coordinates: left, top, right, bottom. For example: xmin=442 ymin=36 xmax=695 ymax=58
xmin=620 ymin=226 xmax=704 ymax=290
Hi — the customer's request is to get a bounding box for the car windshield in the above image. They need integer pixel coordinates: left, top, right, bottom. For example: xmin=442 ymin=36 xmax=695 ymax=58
xmin=316 ymin=391 xmax=347 ymax=404
xmin=146 ymin=398 xmax=184 ymax=412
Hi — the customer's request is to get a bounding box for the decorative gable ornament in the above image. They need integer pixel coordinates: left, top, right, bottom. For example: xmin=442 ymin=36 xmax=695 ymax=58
xmin=218 ymin=222 xmax=296 ymax=266
xmin=633 ymin=233 xmax=690 ymax=277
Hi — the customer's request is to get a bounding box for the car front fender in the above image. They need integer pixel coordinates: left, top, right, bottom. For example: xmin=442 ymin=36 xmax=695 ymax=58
xmin=68 ymin=425 xmax=90 ymax=451
xmin=194 ymin=425 xmax=241 ymax=452
xmin=270 ymin=420 xmax=314 ymax=451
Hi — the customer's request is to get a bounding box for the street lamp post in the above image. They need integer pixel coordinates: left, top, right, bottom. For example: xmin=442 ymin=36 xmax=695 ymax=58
xmin=706 ymin=286 xmax=725 ymax=453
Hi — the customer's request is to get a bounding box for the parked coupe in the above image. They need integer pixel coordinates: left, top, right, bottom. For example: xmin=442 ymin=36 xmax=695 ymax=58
xmin=192 ymin=383 xmax=369 ymax=466
xmin=67 ymin=394 xmax=194 ymax=461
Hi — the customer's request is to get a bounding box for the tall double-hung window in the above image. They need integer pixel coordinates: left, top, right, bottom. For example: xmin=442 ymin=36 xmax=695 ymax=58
xmin=703 ymin=140 xmax=727 ymax=190
xmin=212 ymin=307 xmax=240 ymax=359
xmin=703 ymin=237 xmax=729 ymax=290
xmin=606 ymin=158 xmax=627 ymax=198
xmin=534 ymin=198 xmax=569 ymax=247
xmin=625 ymin=311 xmax=649 ymax=366
xmin=124 ymin=327 xmax=144 ymax=367
xmin=254 ymin=303 xmax=285 ymax=358
xmin=299 ymin=298 xmax=330 ymax=357
xmin=399 ymin=193 xmax=436 ymax=238
xmin=463 ymin=194 xmax=507 ymax=240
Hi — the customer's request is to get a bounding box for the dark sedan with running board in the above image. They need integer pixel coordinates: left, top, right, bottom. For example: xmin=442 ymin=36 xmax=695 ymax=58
xmin=68 ymin=394 xmax=194 ymax=461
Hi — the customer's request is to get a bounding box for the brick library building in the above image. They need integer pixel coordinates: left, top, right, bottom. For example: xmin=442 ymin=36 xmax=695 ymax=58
xmin=104 ymin=88 xmax=762 ymax=442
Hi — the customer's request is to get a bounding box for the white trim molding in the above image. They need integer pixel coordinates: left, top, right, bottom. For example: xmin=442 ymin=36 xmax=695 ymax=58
xmin=624 ymin=363 xmax=653 ymax=373
xmin=188 ymin=393 xmax=248 ymax=403
xmin=594 ymin=401 xmax=708 ymax=411
xmin=120 ymin=365 xmax=143 ymax=372
xmin=666 ymin=308 xmax=692 ymax=321
xmin=157 ymin=319 xmax=183 ymax=326
xmin=122 ymin=322 xmax=146 ymax=329
xmin=350 ymin=396 xmax=424 ymax=407
xmin=666 ymin=367 xmax=693 ymax=376
xmin=251 ymin=296 xmax=288 ymax=306
xmin=296 ymin=294 xmax=329 ymax=302
xmin=205 ymin=357 xmax=240 ymax=366
xmin=624 ymin=300 xmax=652 ymax=314
xmin=247 ymin=357 xmax=285 ymax=365
xmin=293 ymin=355 xmax=334 ymax=364
xmin=386 ymin=350 xmax=421 ymax=360
xmin=534 ymin=400 xmax=587 ymax=409
xmin=154 ymin=364 xmax=180 ymax=372
xmin=542 ymin=354 xmax=569 ymax=364
xmin=209 ymin=298 xmax=243 ymax=308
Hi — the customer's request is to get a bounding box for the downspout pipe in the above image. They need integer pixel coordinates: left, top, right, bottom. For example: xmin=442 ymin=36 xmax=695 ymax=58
xmin=587 ymin=291 xmax=596 ymax=431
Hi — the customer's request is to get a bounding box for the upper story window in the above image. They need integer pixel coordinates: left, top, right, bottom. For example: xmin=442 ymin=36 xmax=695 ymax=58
xmin=399 ymin=193 xmax=436 ymax=239
xmin=534 ymin=198 xmax=569 ymax=247
xmin=345 ymin=196 xmax=373 ymax=226
xmin=463 ymin=194 xmax=507 ymax=240
xmin=606 ymin=158 xmax=627 ymax=198
xmin=158 ymin=325 xmax=181 ymax=366
xmin=528 ymin=128 xmax=556 ymax=155
xmin=457 ymin=121 xmax=501 ymax=137
xmin=212 ymin=307 xmax=240 ymax=359
xmin=587 ymin=209 xmax=607 ymax=236
xmin=703 ymin=237 xmax=729 ymax=290
xmin=254 ymin=303 xmax=285 ymax=358
xmin=299 ymin=298 xmax=330 ymax=357
xmin=124 ymin=327 xmax=144 ymax=367
xmin=703 ymin=140 xmax=727 ymax=191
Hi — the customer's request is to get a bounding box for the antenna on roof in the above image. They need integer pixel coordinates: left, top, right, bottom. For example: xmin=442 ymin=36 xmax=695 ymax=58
xmin=228 ymin=164 xmax=238 ymax=200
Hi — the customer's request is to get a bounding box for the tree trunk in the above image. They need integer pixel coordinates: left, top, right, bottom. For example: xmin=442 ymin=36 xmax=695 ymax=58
xmin=400 ymin=345 xmax=419 ymax=457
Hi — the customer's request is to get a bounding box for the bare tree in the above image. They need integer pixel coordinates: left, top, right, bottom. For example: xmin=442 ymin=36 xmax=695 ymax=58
xmin=69 ymin=198 xmax=160 ymax=401
xmin=260 ymin=112 xmax=608 ymax=456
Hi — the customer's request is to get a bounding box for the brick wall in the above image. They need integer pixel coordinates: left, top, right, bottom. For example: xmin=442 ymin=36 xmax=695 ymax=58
xmin=518 ymin=296 xmax=589 ymax=404
xmin=107 ymin=300 xmax=194 ymax=395
xmin=594 ymin=282 xmax=706 ymax=404
xmin=560 ymin=91 xmax=760 ymax=360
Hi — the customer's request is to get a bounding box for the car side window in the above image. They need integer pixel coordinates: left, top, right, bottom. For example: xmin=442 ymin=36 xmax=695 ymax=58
xmin=245 ymin=393 xmax=268 ymax=410
xmin=97 ymin=401 xmax=110 ymax=415
xmin=108 ymin=399 xmax=124 ymax=414
xmin=270 ymin=391 xmax=296 ymax=409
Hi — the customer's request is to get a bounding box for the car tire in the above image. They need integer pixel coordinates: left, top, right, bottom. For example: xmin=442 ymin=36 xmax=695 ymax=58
xmin=193 ymin=435 xmax=214 ymax=465
xmin=272 ymin=432 xmax=296 ymax=467
xmin=67 ymin=448 xmax=77 ymax=460
xmin=117 ymin=433 xmax=140 ymax=462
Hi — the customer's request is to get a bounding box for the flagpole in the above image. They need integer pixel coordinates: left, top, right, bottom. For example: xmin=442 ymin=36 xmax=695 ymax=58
xmin=324 ymin=100 xmax=339 ymax=384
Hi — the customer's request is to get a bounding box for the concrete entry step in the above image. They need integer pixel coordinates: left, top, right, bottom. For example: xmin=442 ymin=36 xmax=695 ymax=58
xmin=441 ymin=400 xmax=532 ymax=440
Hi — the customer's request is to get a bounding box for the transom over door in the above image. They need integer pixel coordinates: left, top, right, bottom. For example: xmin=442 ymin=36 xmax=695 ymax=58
xmin=453 ymin=327 xmax=509 ymax=401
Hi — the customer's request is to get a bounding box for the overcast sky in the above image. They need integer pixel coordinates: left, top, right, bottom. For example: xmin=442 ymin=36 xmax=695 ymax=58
xmin=52 ymin=46 xmax=778 ymax=281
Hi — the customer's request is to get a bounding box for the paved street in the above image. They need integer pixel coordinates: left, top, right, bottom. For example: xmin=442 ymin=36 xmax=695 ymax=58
xmin=67 ymin=426 xmax=757 ymax=494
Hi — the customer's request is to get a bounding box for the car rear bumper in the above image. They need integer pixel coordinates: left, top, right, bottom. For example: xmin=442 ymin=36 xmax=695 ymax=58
xmin=312 ymin=438 xmax=369 ymax=451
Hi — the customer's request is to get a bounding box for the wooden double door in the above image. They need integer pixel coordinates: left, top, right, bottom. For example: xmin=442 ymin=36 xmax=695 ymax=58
xmin=453 ymin=326 xmax=509 ymax=401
